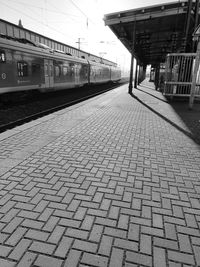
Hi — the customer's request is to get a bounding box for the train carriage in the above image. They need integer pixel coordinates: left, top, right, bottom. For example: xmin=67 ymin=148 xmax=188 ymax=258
xmin=0 ymin=35 xmax=121 ymax=96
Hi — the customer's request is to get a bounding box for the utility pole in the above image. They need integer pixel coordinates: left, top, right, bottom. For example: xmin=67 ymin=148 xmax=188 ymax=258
xmin=76 ymin=38 xmax=84 ymax=50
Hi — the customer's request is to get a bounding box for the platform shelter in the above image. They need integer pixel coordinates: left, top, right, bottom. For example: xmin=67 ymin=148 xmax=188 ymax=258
xmin=104 ymin=0 xmax=200 ymax=92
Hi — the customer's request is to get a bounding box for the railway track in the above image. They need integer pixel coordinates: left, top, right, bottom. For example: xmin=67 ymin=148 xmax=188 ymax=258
xmin=0 ymin=81 xmax=127 ymax=133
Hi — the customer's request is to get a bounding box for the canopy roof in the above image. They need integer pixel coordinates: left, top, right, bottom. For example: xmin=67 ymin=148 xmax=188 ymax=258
xmin=104 ymin=1 xmax=200 ymax=66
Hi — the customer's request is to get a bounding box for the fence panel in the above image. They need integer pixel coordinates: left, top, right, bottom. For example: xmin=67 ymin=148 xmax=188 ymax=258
xmin=164 ymin=53 xmax=200 ymax=97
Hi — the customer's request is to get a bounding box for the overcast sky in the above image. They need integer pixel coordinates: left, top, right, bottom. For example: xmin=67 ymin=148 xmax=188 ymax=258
xmin=0 ymin=0 xmax=178 ymax=71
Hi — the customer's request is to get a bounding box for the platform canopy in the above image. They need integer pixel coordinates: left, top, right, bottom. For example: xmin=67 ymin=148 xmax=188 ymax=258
xmin=104 ymin=1 xmax=200 ymax=67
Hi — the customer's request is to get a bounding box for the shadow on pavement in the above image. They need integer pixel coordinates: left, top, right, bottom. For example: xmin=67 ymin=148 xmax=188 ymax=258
xmin=135 ymin=87 xmax=168 ymax=103
xmin=170 ymin=100 xmax=200 ymax=145
xmin=129 ymin=91 xmax=200 ymax=145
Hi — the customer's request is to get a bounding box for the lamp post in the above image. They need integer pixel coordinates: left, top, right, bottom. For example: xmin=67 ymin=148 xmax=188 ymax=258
xmin=189 ymin=24 xmax=200 ymax=109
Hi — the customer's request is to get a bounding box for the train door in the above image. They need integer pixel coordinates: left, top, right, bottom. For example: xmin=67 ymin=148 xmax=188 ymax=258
xmin=74 ymin=64 xmax=80 ymax=85
xmin=44 ymin=59 xmax=54 ymax=88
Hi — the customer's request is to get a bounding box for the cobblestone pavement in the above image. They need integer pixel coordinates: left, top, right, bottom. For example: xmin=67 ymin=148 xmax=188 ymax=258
xmin=0 ymin=81 xmax=200 ymax=267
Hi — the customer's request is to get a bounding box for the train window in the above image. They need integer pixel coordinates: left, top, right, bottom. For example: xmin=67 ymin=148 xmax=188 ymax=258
xmin=0 ymin=50 xmax=6 ymax=63
xmin=63 ymin=66 xmax=68 ymax=76
xmin=55 ymin=65 xmax=61 ymax=77
xmin=32 ymin=63 xmax=40 ymax=74
xmin=17 ymin=62 xmax=28 ymax=77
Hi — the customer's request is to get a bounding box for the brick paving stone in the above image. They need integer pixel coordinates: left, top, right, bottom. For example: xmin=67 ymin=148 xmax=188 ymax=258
xmin=54 ymin=237 xmax=73 ymax=258
xmin=17 ymin=252 xmax=37 ymax=267
xmin=109 ymin=247 xmax=124 ymax=267
xmin=125 ymin=264 xmax=138 ymax=267
xmin=65 ymin=228 xmax=89 ymax=240
xmin=9 ymin=239 xmax=32 ymax=261
xmin=1 ymin=208 xmax=19 ymax=223
xmin=128 ymin=223 xmax=140 ymax=241
xmin=73 ymin=207 xmax=87 ymax=220
xmin=185 ymin=213 xmax=198 ymax=228
xmin=98 ymin=235 xmax=113 ymax=256
xmin=81 ymin=252 xmax=108 ymax=267
xmin=140 ymin=234 xmax=152 ymax=254
xmin=168 ymin=251 xmax=195 ymax=265
xmin=5 ymin=227 xmax=27 ymax=246
xmin=59 ymin=218 xmax=81 ymax=228
xmin=164 ymin=223 xmax=177 ymax=240
xmin=95 ymin=217 xmax=117 ymax=227
xmin=22 ymin=219 xmax=44 ymax=230
xmin=153 ymin=247 xmax=166 ymax=267
xmin=108 ymin=206 xmax=120 ymax=219
xmin=130 ymin=216 xmax=151 ymax=226
xmin=153 ymin=237 xmax=178 ymax=250
xmin=42 ymin=216 xmax=59 ymax=232
xmin=126 ymin=251 xmax=152 ymax=266
xmin=63 ymin=249 xmax=82 ymax=267
xmin=89 ymin=224 xmax=104 ymax=242
xmin=73 ymin=239 xmax=98 ymax=253
xmin=29 ymin=241 xmax=56 ymax=255
xmin=141 ymin=225 xmax=164 ymax=237
xmin=0 ymin=244 xmax=12 ymax=257
xmin=25 ymin=229 xmax=49 ymax=242
xmin=0 ymin=258 xmax=16 ymax=267
xmin=0 ymin=232 xmax=9 ymax=244
xmin=34 ymin=254 xmax=63 ymax=267
xmin=47 ymin=225 xmax=65 ymax=244
xmin=193 ymin=246 xmax=200 ymax=266
xmin=114 ymin=237 xmax=138 ymax=251
xmin=118 ymin=214 xmax=129 ymax=229
xmin=168 ymin=262 xmax=182 ymax=267
xmin=177 ymin=225 xmax=200 ymax=237
xmin=2 ymin=217 xmax=23 ymax=234
xmin=104 ymin=226 xmax=127 ymax=239
xmin=38 ymin=208 xmax=53 ymax=221
xmin=178 ymin=233 xmax=193 ymax=253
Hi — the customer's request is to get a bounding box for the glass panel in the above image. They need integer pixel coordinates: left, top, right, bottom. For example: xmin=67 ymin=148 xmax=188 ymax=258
xmin=17 ymin=62 xmax=28 ymax=77
xmin=63 ymin=66 xmax=68 ymax=75
xmin=0 ymin=51 xmax=6 ymax=63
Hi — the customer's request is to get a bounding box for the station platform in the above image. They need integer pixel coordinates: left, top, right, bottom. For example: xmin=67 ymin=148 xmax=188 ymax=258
xmin=0 ymin=80 xmax=200 ymax=267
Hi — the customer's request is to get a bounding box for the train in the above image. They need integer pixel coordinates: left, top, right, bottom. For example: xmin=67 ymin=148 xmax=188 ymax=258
xmin=0 ymin=35 xmax=121 ymax=96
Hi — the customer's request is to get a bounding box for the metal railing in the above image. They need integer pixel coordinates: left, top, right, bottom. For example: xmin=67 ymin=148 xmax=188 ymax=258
xmin=164 ymin=53 xmax=200 ymax=97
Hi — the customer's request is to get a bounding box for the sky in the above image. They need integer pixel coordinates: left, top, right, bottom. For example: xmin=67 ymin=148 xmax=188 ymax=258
xmin=0 ymin=0 xmax=179 ymax=74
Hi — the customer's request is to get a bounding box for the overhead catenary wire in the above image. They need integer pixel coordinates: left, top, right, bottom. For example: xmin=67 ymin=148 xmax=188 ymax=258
xmin=2 ymin=0 xmax=80 ymax=19
xmin=68 ymin=0 xmax=96 ymax=26
xmin=0 ymin=0 xmax=76 ymax=40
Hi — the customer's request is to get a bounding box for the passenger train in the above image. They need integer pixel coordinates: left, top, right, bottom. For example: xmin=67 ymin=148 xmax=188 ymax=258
xmin=0 ymin=35 xmax=121 ymax=96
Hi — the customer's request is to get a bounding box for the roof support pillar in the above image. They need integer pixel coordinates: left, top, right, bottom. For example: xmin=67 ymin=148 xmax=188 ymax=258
xmin=128 ymin=52 xmax=134 ymax=94
xmin=192 ymin=0 xmax=200 ymax=51
xmin=184 ymin=0 xmax=193 ymax=52
xmin=128 ymin=20 xmax=136 ymax=94
xmin=134 ymin=60 xmax=138 ymax=88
